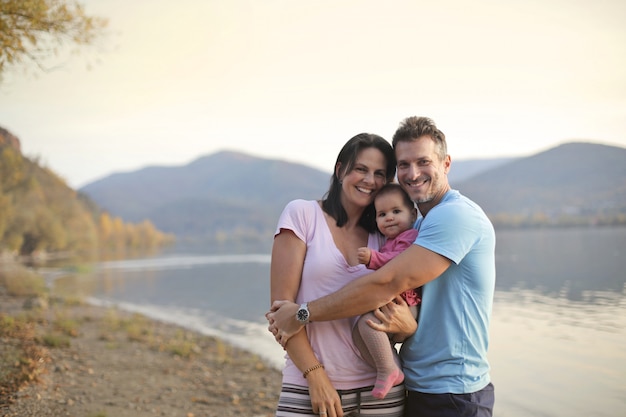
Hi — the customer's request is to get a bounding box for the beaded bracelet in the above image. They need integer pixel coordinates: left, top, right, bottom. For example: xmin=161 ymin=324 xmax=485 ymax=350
xmin=302 ymin=363 xmax=325 ymax=379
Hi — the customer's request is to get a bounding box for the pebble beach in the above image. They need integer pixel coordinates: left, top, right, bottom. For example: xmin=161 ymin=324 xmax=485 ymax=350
xmin=0 ymin=292 xmax=282 ymax=417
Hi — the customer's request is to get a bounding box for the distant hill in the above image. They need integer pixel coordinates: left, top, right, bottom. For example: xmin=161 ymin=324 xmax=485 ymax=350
xmin=456 ymin=142 xmax=626 ymax=223
xmin=80 ymin=142 xmax=626 ymax=246
xmin=448 ymin=157 xmax=517 ymax=186
xmin=80 ymin=151 xmax=331 ymax=245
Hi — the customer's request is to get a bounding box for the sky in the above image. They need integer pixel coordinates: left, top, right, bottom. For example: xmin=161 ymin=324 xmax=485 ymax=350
xmin=1 ymin=0 xmax=625 ymax=188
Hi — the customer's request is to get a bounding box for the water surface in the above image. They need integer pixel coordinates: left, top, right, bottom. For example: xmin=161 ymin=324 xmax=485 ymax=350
xmin=54 ymin=226 xmax=626 ymax=417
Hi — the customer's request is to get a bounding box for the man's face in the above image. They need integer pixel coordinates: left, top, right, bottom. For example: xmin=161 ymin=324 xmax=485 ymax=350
xmin=395 ymin=136 xmax=450 ymax=213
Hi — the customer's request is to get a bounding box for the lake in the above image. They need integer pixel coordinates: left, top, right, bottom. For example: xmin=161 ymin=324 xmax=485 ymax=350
xmin=53 ymin=226 xmax=626 ymax=417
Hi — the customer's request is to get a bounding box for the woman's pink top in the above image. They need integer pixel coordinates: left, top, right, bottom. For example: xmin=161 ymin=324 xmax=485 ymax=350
xmin=275 ymin=199 xmax=381 ymax=389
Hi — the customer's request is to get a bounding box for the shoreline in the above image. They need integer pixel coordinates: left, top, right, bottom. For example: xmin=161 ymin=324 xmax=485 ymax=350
xmin=0 ymin=292 xmax=282 ymax=417
xmin=84 ymin=296 xmax=286 ymax=372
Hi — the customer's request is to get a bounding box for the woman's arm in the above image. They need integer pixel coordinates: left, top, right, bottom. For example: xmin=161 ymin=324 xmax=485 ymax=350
xmin=271 ymin=229 xmax=343 ymax=416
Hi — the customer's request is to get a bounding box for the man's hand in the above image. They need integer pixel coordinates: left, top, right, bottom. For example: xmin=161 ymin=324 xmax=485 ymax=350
xmin=266 ymin=300 xmax=302 ymax=347
xmin=366 ymin=295 xmax=417 ymax=341
xmin=357 ymin=247 xmax=371 ymax=265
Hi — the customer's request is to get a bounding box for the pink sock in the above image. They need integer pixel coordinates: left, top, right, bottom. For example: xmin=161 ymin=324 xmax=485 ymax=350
xmin=372 ymin=367 xmax=404 ymax=399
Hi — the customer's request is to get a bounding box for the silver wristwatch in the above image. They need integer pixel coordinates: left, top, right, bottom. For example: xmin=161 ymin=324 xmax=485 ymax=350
xmin=296 ymin=302 xmax=310 ymax=324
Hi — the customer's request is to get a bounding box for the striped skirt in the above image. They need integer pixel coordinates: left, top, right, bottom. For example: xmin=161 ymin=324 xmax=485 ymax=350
xmin=276 ymin=382 xmax=405 ymax=417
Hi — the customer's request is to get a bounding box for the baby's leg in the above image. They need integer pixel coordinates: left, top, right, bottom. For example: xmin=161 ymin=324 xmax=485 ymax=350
xmin=352 ymin=311 xmax=404 ymax=399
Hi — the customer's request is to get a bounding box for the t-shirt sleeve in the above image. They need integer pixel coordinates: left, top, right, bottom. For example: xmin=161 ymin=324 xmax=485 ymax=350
xmin=415 ymin=202 xmax=476 ymax=265
xmin=274 ymin=199 xmax=315 ymax=243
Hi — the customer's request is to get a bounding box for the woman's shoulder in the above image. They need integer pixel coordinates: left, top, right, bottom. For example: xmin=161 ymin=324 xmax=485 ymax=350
xmin=283 ymin=199 xmax=320 ymax=214
xmin=280 ymin=200 xmax=323 ymax=225
xmin=277 ymin=200 xmax=325 ymax=241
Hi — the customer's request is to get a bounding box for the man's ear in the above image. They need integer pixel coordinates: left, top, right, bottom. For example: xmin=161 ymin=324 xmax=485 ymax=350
xmin=443 ymin=155 xmax=451 ymax=175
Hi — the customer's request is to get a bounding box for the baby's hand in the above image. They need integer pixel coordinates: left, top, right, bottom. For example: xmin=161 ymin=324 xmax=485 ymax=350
xmin=357 ymin=247 xmax=371 ymax=265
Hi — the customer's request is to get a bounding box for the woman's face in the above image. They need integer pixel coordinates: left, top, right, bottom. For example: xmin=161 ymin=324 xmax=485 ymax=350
xmin=338 ymin=147 xmax=388 ymax=210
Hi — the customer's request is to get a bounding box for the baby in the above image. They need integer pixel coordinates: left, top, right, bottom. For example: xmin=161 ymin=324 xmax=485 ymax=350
xmin=353 ymin=183 xmax=420 ymax=399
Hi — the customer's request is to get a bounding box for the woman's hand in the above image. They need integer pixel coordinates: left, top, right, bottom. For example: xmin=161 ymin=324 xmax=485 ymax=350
xmin=366 ymin=295 xmax=417 ymax=341
xmin=266 ymin=300 xmax=302 ymax=347
xmin=307 ymin=369 xmax=344 ymax=417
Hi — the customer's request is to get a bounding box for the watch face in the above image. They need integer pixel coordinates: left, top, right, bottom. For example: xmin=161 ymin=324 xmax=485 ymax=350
xmin=297 ymin=307 xmax=309 ymax=322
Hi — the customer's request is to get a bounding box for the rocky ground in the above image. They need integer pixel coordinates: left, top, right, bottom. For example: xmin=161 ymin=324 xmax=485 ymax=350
xmin=0 ymin=293 xmax=282 ymax=417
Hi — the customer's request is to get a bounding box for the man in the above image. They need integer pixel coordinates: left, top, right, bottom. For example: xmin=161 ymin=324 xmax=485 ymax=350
xmin=267 ymin=116 xmax=496 ymax=417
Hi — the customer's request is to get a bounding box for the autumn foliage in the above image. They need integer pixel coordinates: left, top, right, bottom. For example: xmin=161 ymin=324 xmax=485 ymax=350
xmin=0 ymin=0 xmax=107 ymax=74
xmin=0 ymin=128 xmax=174 ymax=258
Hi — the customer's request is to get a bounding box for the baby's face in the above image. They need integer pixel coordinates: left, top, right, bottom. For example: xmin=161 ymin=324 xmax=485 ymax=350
xmin=374 ymin=191 xmax=416 ymax=239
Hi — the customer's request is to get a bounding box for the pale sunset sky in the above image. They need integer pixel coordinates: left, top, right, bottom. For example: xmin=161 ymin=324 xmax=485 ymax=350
xmin=1 ymin=0 xmax=625 ymax=188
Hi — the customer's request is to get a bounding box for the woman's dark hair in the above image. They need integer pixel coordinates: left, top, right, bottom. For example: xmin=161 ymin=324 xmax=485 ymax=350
xmin=321 ymin=133 xmax=396 ymax=233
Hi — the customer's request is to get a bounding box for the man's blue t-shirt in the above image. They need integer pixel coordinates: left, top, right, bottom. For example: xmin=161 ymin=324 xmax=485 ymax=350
xmin=400 ymin=189 xmax=496 ymax=394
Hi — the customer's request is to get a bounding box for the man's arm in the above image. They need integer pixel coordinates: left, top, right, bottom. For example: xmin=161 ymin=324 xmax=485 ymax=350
xmin=311 ymin=243 xmax=449 ymax=319
xmin=267 ymin=243 xmax=451 ymax=344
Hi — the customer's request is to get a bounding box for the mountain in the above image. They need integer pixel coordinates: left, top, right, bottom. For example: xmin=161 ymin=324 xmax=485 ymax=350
xmin=80 ymin=151 xmax=331 ymax=245
xmin=448 ymin=157 xmax=517 ymax=186
xmin=456 ymin=142 xmax=626 ymax=221
xmin=80 ymin=142 xmax=626 ymax=246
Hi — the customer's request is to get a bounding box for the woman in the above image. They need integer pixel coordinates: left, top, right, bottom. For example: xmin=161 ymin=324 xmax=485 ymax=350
xmin=270 ymin=133 xmax=407 ymax=417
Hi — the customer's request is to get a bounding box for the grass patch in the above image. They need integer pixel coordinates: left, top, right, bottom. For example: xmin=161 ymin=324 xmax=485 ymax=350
xmin=40 ymin=333 xmax=71 ymax=348
xmin=165 ymin=338 xmax=199 ymax=358
xmin=103 ymin=312 xmax=204 ymax=357
xmin=161 ymin=329 xmax=200 ymax=358
xmin=103 ymin=340 xmax=120 ymax=350
xmin=100 ymin=309 xmax=154 ymax=343
xmin=53 ymin=315 xmax=80 ymax=337
xmin=215 ymin=337 xmax=231 ymax=363
xmin=165 ymin=340 xmax=193 ymax=358
xmin=101 ymin=308 xmax=123 ymax=332
xmin=0 ymin=263 xmax=47 ymax=297
xmin=99 ymin=309 xmax=201 ymax=358
xmin=125 ymin=316 xmax=153 ymax=343
xmin=40 ymin=311 xmax=81 ymax=348
xmin=54 ymin=295 xmax=86 ymax=307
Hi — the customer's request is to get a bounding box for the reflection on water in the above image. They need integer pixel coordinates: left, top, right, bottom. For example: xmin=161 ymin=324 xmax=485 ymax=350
xmin=490 ymin=227 xmax=626 ymax=417
xmin=490 ymin=290 xmax=626 ymax=417
xmin=495 ymin=227 xmax=625 ymax=299
xmin=69 ymin=256 xmax=273 ymax=323
xmin=51 ymin=226 xmax=626 ymax=417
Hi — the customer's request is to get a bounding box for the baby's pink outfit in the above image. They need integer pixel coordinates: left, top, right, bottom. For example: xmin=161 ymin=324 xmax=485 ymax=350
xmin=356 ymin=227 xmax=421 ymax=399
xmin=367 ymin=228 xmax=421 ymax=307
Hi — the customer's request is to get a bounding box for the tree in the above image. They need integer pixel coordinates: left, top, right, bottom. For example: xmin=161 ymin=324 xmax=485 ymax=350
xmin=0 ymin=0 xmax=107 ymax=75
